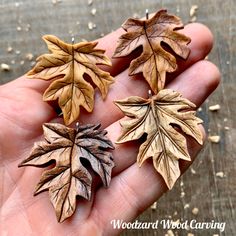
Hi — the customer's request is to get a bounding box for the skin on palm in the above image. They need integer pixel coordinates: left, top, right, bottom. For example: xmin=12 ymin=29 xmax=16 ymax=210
xmin=0 ymin=22 xmax=220 ymax=236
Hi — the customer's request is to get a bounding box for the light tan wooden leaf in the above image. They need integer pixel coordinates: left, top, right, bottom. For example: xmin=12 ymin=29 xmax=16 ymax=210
xmin=113 ymin=9 xmax=191 ymax=93
xmin=27 ymin=35 xmax=114 ymax=125
xmin=19 ymin=123 xmax=114 ymax=222
xmin=115 ymin=89 xmax=203 ymax=189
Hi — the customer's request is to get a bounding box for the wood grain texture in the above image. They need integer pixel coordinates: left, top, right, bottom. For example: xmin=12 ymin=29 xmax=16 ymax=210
xmin=0 ymin=0 xmax=235 ymax=235
xmin=115 ymin=90 xmax=203 ymax=189
xmin=27 ymin=35 xmax=113 ymax=125
xmin=113 ymin=9 xmax=191 ymax=93
xmin=19 ymin=122 xmax=114 ymax=223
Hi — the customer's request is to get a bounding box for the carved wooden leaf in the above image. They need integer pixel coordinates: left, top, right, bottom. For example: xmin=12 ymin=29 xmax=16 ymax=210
xmin=27 ymin=35 xmax=114 ymax=125
xmin=18 ymin=123 xmax=114 ymax=222
xmin=113 ymin=9 xmax=191 ymax=93
xmin=115 ymin=89 xmax=203 ymax=189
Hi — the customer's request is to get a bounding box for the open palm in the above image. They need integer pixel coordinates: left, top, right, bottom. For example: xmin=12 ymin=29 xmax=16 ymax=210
xmin=0 ymin=23 xmax=219 ymax=236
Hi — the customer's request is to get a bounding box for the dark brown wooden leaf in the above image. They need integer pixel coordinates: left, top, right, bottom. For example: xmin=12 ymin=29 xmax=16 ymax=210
xmin=27 ymin=35 xmax=114 ymax=125
xmin=115 ymin=89 xmax=203 ymax=189
xmin=113 ymin=9 xmax=191 ymax=93
xmin=18 ymin=123 xmax=114 ymax=222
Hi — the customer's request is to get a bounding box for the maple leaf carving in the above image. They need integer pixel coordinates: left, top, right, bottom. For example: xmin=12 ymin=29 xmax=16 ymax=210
xmin=27 ymin=35 xmax=114 ymax=125
xmin=115 ymin=89 xmax=203 ymax=189
xmin=19 ymin=123 xmax=114 ymax=222
xmin=113 ymin=9 xmax=191 ymax=93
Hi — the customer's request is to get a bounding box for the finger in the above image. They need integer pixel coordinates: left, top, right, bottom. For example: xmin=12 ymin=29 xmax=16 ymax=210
xmin=105 ymin=60 xmax=220 ymax=176
xmin=79 ymin=59 xmax=220 ymax=129
xmin=89 ymin=127 xmax=205 ymax=236
xmin=167 ymin=60 xmax=220 ymax=106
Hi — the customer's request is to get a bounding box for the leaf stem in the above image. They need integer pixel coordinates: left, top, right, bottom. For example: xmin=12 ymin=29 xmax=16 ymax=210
xmin=146 ymin=9 xmax=149 ymax=20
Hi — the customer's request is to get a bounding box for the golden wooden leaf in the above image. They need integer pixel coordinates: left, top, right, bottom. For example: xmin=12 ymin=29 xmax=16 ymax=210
xmin=19 ymin=123 xmax=114 ymax=222
xmin=115 ymin=89 xmax=203 ymax=189
xmin=27 ymin=35 xmax=114 ymax=125
xmin=113 ymin=9 xmax=191 ymax=93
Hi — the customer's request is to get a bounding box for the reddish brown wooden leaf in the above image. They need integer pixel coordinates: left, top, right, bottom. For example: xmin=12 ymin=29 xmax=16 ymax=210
xmin=19 ymin=123 xmax=114 ymax=222
xmin=27 ymin=35 xmax=114 ymax=125
xmin=115 ymin=89 xmax=203 ymax=189
xmin=113 ymin=10 xmax=191 ymax=93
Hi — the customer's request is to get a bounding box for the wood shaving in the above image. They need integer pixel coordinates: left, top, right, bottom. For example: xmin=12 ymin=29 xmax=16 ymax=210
xmin=25 ymin=53 xmax=34 ymax=61
xmin=1 ymin=63 xmax=10 ymax=71
xmin=88 ymin=22 xmax=96 ymax=30
xmin=20 ymin=60 xmax=25 ymax=65
xmin=173 ymin=219 xmax=180 ymax=224
xmin=184 ymin=203 xmax=190 ymax=209
xmin=197 ymin=107 xmax=202 ymax=112
xmin=224 ymin=126 xmax=229 ymax=130
xmin=25 ymin=24 xmax=31 ymax=31
xmin=88 ymin=22 xmax=93 ymax=30
xmin=17 ymin=26 xmax=22 ymax=31
xmin=190 ymin=5 xmax=198 ymax=17
xmin=88 ymin=0 xmax=93 ymax=6
xmin=208 ymin=135 xmax=220 ymax=143
xmin=223 ymin=118 xmax=228 ymax=122
xmin=176 ymin=6 xmax=180 ymax=13
xmin=151 ymin=201 xmax=157 ymax=210
xmin=91 ymin=8 xmax=96 ymax=16
xmin=15 ymin=50 xmax=21 ymax=55
xmin=192 ymin=207 xmax=199 ymax=215
xmin=187 ymin=233 xmax=194 ymax=236
xmin=190 ymin=16 xmax=197 ymax=22
xmin=7 ymin=46 xmax=13 ymax=53
xmin=190 ymin=167 xmax=196 ymax=174
xmin=189 ymin=5 xmax=198 ymax=22
xmin=166 ymin=230 xmax=175 ymax=236
xmin=216 ymin=171 xmax=225 ymax=178
xmin=52 ymin=0 xmax=62 ymax=5
xmin=209 ymin=104 xmax=221 ymax=111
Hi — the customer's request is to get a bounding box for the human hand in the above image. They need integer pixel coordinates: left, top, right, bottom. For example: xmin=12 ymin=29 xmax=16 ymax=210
xmin=0 ymin=22 xmax=220 ymax=236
